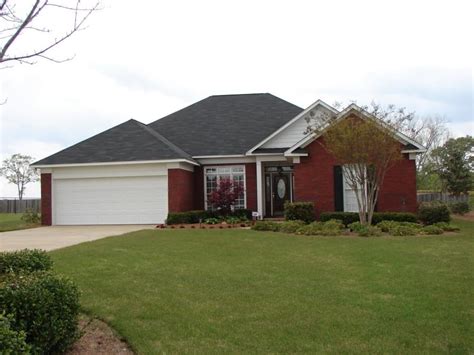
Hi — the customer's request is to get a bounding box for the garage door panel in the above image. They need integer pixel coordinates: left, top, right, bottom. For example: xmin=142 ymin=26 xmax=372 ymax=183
xmin=53 ymin=176 xmax=167 ymax=225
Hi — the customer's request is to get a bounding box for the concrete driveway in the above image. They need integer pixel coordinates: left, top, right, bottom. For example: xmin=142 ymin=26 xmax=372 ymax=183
xmin=0 ymin=225 xmax=155 ymax=252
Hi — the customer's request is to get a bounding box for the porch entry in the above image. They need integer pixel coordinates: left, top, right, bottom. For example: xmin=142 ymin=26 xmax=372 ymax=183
xmin=264 ymin=166 xmax=294 ymax=217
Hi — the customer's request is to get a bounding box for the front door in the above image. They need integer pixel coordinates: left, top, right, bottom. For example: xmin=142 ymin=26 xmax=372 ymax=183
xmin=264 ymin=166 xmax=294 ymax=217
xmin=272 ymin=173 xmax=291 ymax=216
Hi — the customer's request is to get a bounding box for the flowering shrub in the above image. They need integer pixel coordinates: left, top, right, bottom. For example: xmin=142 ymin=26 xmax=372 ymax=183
xmin=207 ymin=178 xmax=244 ymax=215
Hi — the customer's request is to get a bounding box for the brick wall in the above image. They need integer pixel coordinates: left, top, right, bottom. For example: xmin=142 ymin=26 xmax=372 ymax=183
xmin=168 ymin=169 xmax=195 ymax=212
xmin=41 ymin=173 xmax=52 ymax=225
xmin=294 ymin=137 xmax=338 ymax=217
xmin=377 ymin=156 xmax=417 ymax=213
xmin=294 ymin=137 xmax=417 ymax=216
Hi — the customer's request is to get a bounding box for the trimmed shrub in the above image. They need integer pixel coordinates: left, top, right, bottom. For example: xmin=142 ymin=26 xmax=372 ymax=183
xmin=390 ymin=225 xmax=419 ymax=236
xmin=0 ymin=249 xmax=52 ymax=274
xmin=251 ymin=221 xmax=280 ymax=231
xmin=418 ymin=203 xmax=450 ymax=225
xmin=278 ymin=220 xmax=306 ymax=234
xmin=21 ymin=209 xmax=40 ymax=224
xmin=0 ymin=272 xmax=80 ymax=354
xmin=296 ymin=221 xmax=341 ymax=236
xmin=448 ymin=201 xmax=470 ymax=215
xmin=421 ymin=225 xmax=444 ymax=235
xmin=166 ymin=210 xmax=209 ymax=224
xmin=232 ymin=209 xmax=253 ymax=220
xmin=357 ymin=226 xmax=382 ymax=237
xmin=284 ymin=202 xmax=315 ymax=223
xmin=323 ymin=219 xmax=344 ymax=230
xmin=320 ymin=212 xmax=359 ymax=226
xmin=371 ymin=212 xmax=417 ymax=224
xmin=348 ymin=221 xmax=365 ymax=233
xmin=376 ymin=220 xmax=399 ymax=233
xmin=0 ymin=313 xmax=31 ymax=354
xmin=320 ymin=212 xmax=417 ymax=226
xmin=204 ymin=217 xmax=221 ymax=225
xmin=166 ymin=209 xmax=252 ymax=225
xmin=433 ymin=222 xmax=460 ymax=232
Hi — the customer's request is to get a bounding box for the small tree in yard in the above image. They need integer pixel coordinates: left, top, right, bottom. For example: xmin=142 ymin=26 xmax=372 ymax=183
xmin=0 ymin=154 xmax=38 ymax=200
xmin=207 ymin=178 xmax=244 ymax=216
xmin=306 ymin=103 xmax=412 ymax=225
xmin=430 ymin=136 xmax=473 ymax=195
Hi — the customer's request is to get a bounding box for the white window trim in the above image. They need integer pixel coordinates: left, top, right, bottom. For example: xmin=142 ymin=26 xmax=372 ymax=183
xmin=342 ymin=164 xmax=367 ymax=213
xmin=203 ymin=165 xmax=247 ymax=211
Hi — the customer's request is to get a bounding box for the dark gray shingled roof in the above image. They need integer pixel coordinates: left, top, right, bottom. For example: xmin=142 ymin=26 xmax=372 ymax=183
xmin=33 ymin=94 xmax=303 ymax=165
xmin=148 ymin=93 xmax=303 ymax=156
xmin=32 ymin=119 xmax=196 ymax=166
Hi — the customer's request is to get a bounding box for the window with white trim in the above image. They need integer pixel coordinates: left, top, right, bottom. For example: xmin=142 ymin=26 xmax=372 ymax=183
xmin=204 ymin=166 xmax=246 ymax=210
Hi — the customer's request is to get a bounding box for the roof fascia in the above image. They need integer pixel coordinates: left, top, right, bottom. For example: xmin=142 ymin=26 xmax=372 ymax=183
xmin=31 ymin=159 xmax=200 ymax=169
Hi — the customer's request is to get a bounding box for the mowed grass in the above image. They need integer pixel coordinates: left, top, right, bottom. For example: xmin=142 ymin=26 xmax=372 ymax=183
xmin=0 ymin=213 xmax=39 ymax=232
xmin=51 ymin=220 xmax=474 ymax=354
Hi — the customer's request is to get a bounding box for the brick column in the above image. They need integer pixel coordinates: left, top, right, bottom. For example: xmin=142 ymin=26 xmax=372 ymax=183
xmin=41 ymin=173 xmax=52 ymax=225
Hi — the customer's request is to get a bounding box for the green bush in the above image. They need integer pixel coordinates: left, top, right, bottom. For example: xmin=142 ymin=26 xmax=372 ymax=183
xmin=376 ymin=220 xmax=400 ymax=233
xmin=320 ymin=212 xmax=359 ymax=226
xmin=418 ymin=203 xmax=451 ymax=225
xmin=284 ymin=202 xmax=315 ymax=223
xmin=448 ymin=201 xmax=470 ymax=215
xmin=0 ymin=313 xmax=31 ymax=354
xmin=371 ymin=212 xmax=417 ymax=224
xmin=166 ymin=210 xmax=212 ymax=224
xmin=251 ymin=221 xmax=280 ymax=231
xmin=320 ymin=212 xmax=417 ymax=226
xmin=421 ymin=225 xmax=444 ymax=235
xmin=389 ymin=225 xmax=419 ymax=236
xmin=204 ymin=217 xmax=221 ymax=225
xmin=166 ymin=209 xmax=252 ymax=225
xmin=433 ymin=222 xmax=460 ymax=232
xmin=357 ymin=226 xmax=382 ymax=237
xmin=323 ymin=219 xmax=344 ymax=230
xmin=0 ymin=272 xmax=80 ymax=354
xmin=20 ymin=209 xmax=40 ymax=224
xmin=278 ymin=220 xmax=306 ymax=234
xmin=296 ymin=221 xmax=342 ymax=236
xmin=232 ymin=209 xmax=253 ymax=220
xmin=0 ymin=249 xmax=53 ymax=274
xmin=348 ymin=221 xmax=365 ymax=232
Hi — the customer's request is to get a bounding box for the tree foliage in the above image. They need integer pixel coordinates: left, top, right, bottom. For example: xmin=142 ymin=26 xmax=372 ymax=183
xmin=207 ymin=178 xmax=244 ymax=215
xmin=322 ymin=116 xmax=402 ymax=224
xmin=0 ymin=154 xmax=38 ymax=200
xmin=430 ymin=136 xmax=473 ymax=195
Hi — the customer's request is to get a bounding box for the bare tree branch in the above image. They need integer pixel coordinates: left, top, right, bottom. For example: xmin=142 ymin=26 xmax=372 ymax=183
xmin=0 ymin=0 xmax=100 ymax=65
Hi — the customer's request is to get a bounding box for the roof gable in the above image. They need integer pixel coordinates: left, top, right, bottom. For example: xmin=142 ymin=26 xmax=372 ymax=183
xmin=247 ymin=99 xmax=338 ymax=154
xmin=285 ymin=104 xmax=426 ymax=155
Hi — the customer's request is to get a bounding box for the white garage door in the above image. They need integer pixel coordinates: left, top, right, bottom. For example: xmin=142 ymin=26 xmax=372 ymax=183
xmin=53 ymin=176 xmax=168 ymax=225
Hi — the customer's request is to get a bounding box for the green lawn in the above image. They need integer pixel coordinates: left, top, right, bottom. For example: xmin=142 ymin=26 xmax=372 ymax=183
xmin=0 ymin=213 xmax=39 ymax=232
xmin=51 ymin=220 xmax=474 ymax=354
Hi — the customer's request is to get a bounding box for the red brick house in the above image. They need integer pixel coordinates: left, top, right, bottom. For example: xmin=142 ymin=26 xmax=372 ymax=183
xmin=32 ymin=94 xmax=425 ymax=225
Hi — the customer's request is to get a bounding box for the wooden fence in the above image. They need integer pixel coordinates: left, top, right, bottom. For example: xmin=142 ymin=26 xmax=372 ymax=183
xmin=0 ymin=199 xmax=41 ymax=213
xmin=417 ymin=193 xmax=469 ymax=204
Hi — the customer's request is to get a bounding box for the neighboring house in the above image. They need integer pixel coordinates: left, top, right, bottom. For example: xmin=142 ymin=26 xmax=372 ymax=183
xmin=31 ymin=94 xmax=425 ymax=225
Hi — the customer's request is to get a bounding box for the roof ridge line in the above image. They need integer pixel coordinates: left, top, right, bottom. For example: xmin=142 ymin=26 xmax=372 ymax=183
xmin=132 ymin=120 xmax=196 ymax=162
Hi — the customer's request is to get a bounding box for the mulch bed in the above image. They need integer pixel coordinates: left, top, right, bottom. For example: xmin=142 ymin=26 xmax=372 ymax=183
xmin=67 ymin=316 xmax=134 ymax=354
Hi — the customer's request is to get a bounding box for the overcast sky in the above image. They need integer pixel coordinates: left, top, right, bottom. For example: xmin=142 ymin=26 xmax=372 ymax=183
xmin=1 ymin=0 xmax=473 ymax=198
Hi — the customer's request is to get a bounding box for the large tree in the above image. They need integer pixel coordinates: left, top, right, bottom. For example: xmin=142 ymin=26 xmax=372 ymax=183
xmin=0 ymin=0 xmax=99 ymax=66
xmin=430 ymin=136 xmax=473 ymax=195
xmin=306 ymin=103 xmax=415 ymax=225
xmin=0 ymin=154 xmax=39 ymax=200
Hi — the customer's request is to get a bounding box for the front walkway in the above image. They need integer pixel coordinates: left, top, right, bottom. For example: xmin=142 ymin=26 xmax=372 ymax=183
xmin=0 ymin=225 xmax=155 ymax=252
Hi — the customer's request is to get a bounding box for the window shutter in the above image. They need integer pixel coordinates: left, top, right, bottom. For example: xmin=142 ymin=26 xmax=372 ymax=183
xmin=334 ymin=166 xmax=343 ymax=212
